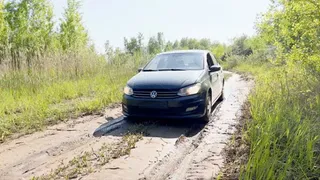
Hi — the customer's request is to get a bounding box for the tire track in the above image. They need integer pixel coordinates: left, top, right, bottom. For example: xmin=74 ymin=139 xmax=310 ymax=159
xmin=0 ymin=72 xmax=252 ymax=180
xmin=141 ymin=74 xmax=253 ymax=180
xmin=0 ymin=108 xmax=124 ymax=179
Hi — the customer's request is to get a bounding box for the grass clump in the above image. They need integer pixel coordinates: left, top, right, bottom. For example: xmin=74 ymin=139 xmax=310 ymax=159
xmin=32 ymin=133 xmax=143 ymax=180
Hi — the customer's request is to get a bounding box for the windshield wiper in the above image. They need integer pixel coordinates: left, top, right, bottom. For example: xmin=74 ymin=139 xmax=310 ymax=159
xmin=143 ymin=69 xmax=158 ymax=71
xmin=158 ymin=69 xmax=187 ymax=71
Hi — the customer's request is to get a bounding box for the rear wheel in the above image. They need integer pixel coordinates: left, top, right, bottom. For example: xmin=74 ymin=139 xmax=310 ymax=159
xmin=202 ymin=93 xmax=212 ymax=122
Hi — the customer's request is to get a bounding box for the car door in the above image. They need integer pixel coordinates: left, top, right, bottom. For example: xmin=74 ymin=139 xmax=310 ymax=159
xmin=210 ymin=53 xmax=223 ymax=95
xmin=206 ymin=53 xmax=220 ymax=101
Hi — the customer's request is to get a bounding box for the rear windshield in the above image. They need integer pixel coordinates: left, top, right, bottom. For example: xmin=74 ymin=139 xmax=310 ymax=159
xmin=144 ymin=53 xmax=204 ymax=71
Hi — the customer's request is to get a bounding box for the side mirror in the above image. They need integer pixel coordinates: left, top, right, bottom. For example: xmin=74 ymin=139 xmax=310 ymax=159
xmin=138 ymin=67 xmax=143 ymax=72
xmin=209 ymin=65 xmax=221 ymax=72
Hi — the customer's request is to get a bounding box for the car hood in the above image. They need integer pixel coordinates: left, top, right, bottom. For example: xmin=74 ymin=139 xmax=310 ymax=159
xmin=127 ymin=70 xmax=205 ymax=90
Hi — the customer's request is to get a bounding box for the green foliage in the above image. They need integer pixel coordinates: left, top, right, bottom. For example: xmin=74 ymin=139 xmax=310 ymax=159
xmin=0 ymin=0 xmax=233 ymax=144
xmin=124 ymin=32 xmax=143 ymax=55
xmin=172 ymin=40 xmax=180 ymax=49
xmin=221 ymin=55 xmax=246 ymax=70
xmin=147 ymin=32 xmax=165 ymax=54
xmin=104 ymin=40 xmax=113 ymax=60
xmin=222 ymin=1 xmax=320 ymax=179
xmin=235 ymin=64 xmax=320 ymax=180
xmin=211 ymin=44 xmax=227 ymax=60
xmin=0 ymin=0 xmax=8 ymax=63
xmin=2 ymin=0 xmax=54 ymax=69
xmin=258 ymin=0 xmax=320 ymax=75
xmin=59 ymin=0 xmax=88 ymax=51
xmin=229 ymin=35 xmax=253 ymax=56
xmin=122 ymin=33 xmax=229 ymax=58
xmin=156 ymin=32 xmax=165 ymax=52
xmin=164 ymin=41 xmax=173 ymax=51
xmin=0 ymin=52 xmax=147 ymax=142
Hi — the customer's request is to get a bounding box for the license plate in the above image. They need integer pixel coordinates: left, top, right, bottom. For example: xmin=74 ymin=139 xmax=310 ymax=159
xmin=139 ymin=101 xmax=168 ymax=109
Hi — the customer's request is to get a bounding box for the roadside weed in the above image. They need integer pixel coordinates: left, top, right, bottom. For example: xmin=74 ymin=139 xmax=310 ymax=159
xmin=235 ymin=64 xmax=320 ymax=179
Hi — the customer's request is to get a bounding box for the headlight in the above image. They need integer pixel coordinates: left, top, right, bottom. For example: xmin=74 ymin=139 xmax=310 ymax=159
xmin=178 ymin=83 xmax=201 ymax=96
xmin=123 ymin=85 xmax=133 ymax=95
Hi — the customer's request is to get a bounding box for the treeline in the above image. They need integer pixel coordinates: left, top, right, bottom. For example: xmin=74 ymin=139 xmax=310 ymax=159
xmin=0 ymin=0 xmax=255 ymax=74
xmin=106 ymin=32 xmax=231 ymax=62
xmin=0 ymin=0 xmax=90 ymax=71
xmin=0 ymin=0 xmax=252 ymax=75
xmin=108 ymin=32 xmax=257 ymax=67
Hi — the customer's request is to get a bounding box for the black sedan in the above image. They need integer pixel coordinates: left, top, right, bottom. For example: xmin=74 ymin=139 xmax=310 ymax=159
xmin=122 ymin=50 xmax=224 ymax=122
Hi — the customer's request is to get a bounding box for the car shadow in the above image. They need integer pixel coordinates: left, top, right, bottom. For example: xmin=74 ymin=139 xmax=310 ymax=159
xmin=93 ymin=99 xmax=222 ymax=139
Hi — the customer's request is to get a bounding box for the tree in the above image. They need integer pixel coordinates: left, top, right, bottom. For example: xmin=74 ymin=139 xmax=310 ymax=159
xmin=199 ymin=38 xmax=211 ymax=50
xmin=180 ymin=38 xmax=189 ymax=49
xmin=4 ymin=0 xmax=54 ymax=69
xmin=24 ymin=0 xmax=54 ymax=67
xmin=187 ymin=38 xmax=200 ymax=49
xmin=230 ymin=35 xmax=252 ymax=56
xmin=258 ymin=0 xmax=320 ymax=73
xmin=211 ymin=44 xmax=227 ymax=60
xmin=5 ymin=0 xmax=28 ymax=69
xmin=147 ymin=32 xmax=165 ymax=54
xmin=137 ymin=32 xmax=144 ymax=50
xmin=124 ymin=33 xmax=144 ymax=55
xmin=0 ymin=0 xmax=8 ymax=64
xmin=104 ymin=40 xmax=113 ymax=60
xmin=157 ymin=32 xmax=165 ymax=52
xmin=124 ymin=37 xmax=139 ymax=54
xmin=172 ymin=40 xmax=180 ymax=50
xmin=147 ymin=36 xmax=160 ymax=54
xmin=165 ymin=41 xmax=173 ymax=51
xmin=60 ymin=0 xmax=88 ymax=51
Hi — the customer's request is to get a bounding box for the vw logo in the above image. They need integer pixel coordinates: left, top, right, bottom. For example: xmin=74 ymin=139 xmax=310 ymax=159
xmin=150 ymin=91 xmax=157 ymax=98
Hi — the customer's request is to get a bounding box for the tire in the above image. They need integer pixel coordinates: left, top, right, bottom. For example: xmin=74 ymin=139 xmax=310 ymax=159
xmin=218 ymin=81 xmax=225 ymax=101
xmin=202 ymin=93 xmax=212 ymax=122
xmin=125 ymin=116 xmax=139 ymax=122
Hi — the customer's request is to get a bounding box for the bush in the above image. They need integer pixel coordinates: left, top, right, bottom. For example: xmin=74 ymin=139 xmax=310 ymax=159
xmin=222 ymin=55 xmax=246 ymax=70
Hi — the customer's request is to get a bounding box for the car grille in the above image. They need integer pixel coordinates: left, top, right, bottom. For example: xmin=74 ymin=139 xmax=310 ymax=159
xmin=133 ymin=90 xmax=179 ymax=99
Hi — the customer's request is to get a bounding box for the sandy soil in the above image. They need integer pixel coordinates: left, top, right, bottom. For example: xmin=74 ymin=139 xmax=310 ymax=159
xmin=0 ymin=72 xmax=253 ymax=180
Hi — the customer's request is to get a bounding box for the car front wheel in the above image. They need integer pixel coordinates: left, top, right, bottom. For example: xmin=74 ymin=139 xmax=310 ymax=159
xmin=202 ymin=94 xmax=212 ymax=122
xmin=218 ymin=80 xmax=225 ymax=101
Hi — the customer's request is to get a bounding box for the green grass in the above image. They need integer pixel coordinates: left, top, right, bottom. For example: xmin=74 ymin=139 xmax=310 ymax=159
xmin=234 ymin=63 xmax=320 ymax=179
xmin=0 ymin=57 xmax=144 ymax=142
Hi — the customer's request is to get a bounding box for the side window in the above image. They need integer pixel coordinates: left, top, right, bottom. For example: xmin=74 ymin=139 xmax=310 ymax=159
xmin=206 ymin=53 xmax=214 ymax=67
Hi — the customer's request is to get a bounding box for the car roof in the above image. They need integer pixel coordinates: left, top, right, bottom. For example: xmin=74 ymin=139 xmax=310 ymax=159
xmin=157 ymin=50 xmax=209 ymax=56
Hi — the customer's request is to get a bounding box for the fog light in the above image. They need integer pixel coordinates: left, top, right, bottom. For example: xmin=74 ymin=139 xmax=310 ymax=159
xmin=186 ymin=106 xmax=198 ymax=112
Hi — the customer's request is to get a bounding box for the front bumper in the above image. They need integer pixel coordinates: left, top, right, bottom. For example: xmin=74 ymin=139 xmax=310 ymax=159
xmin=122 ymin=92 xmax=206 ymax=119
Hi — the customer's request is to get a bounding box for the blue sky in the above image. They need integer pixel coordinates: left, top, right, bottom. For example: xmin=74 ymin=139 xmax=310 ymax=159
xmin=53 ymin=0 xmax=271 ymax=52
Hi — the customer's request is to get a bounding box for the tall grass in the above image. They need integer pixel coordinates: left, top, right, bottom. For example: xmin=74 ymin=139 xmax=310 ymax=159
xmin=0 ymin=52 xmax=150 ymax=142
xmin=235 ymin=63 xmax=320 ymax=179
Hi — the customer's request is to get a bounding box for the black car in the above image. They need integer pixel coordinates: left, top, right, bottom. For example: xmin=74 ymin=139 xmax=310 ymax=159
xmin=122 ymin=50 xmax=224 ymax=122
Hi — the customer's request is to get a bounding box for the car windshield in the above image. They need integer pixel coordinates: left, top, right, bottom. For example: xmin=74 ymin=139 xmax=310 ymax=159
xmin=143 ymin=53 xmax=204 ymax=71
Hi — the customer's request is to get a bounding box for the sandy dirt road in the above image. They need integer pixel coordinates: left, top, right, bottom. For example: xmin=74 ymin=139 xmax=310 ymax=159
xmin=0 ymin=73 xmax=253 ymax=180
